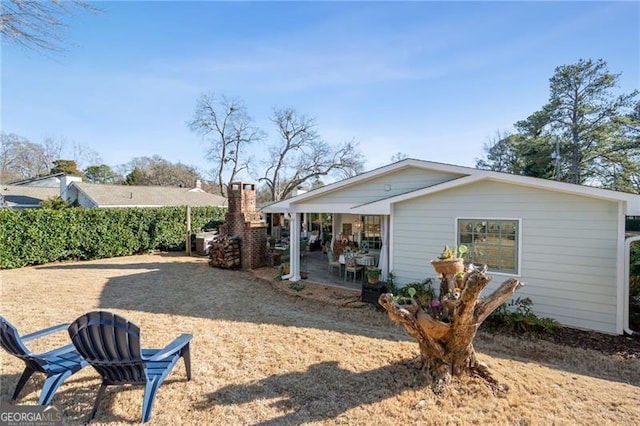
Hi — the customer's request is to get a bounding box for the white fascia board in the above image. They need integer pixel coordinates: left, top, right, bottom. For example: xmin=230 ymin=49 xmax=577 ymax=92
xmin=405 ymin=159 xmax=640 ymax=205
xmin=483 ymin=173 xmax=640 ymax=204
xmin=350 ymin=205 xmax=391 ymax=215
xmin=261 ymin=200 xmax=292 ymax=213
xmin=289 ymin=203 xmax=359 ymax=214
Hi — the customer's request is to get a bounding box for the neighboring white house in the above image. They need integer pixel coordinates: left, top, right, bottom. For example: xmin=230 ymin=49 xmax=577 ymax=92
xmin=262 ymin=158 xmax=640 ymax=335
xmin=1 ymin=174 xmax=227 ymax=209
xmin=1 ymin=173 xmax=65 ymax=208
xmin=62 ymin=178 xmax=227 ymax=208
xmin=0 ymin=185 xmax=59 ymax=208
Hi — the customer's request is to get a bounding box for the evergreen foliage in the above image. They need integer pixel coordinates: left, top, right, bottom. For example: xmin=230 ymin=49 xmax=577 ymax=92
xmin=0 ymin=206 xmax=226 ymax=269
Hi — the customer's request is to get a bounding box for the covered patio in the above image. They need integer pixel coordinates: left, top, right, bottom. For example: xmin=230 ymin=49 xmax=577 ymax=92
xmin=263 ymin=209 xmax=391 ymax=289
xmin=295 ymin=249 xmax=381 ymax=292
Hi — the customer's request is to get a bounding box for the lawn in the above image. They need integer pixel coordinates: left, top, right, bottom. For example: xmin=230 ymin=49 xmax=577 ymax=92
xmin=1 ymin=252 xmax=639 ymax=425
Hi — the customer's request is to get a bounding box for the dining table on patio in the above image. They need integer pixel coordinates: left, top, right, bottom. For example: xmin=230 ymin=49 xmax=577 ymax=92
xmin=338 ymin=253 xmax=376 ymax=267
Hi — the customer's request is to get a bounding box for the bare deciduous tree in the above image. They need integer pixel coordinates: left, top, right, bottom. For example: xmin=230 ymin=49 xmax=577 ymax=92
xmin=188 ymin=93 xmax=263 ymax=197
xmin=121 ymin=155 xmax=202 ymax=188
xmin=1 ymin=0 xmax=99 ymax=52
xmin=0 ymin=132 xmax=49 ymax=182
xmin=260 ymin=108 xmax=364 ymax=201
xmin=390 ymin=152 xmax=408 ymax=163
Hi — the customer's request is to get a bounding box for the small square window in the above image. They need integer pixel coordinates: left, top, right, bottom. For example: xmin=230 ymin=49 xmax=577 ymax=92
xmin=458 ymin=219 xmax=519 ymax=274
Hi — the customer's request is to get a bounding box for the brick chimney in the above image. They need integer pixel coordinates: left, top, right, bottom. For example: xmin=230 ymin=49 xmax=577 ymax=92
xmin=224 ymin=182 xmax=267 ymax=269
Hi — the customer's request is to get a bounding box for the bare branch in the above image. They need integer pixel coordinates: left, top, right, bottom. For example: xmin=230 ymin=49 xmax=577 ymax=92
xmin=188 ymin=93 xmax=263 ymax=196
xmin=1 ymin=0 xmax=100 ymax=52
xmin=262 ymin=108 xmax=364 ymax=201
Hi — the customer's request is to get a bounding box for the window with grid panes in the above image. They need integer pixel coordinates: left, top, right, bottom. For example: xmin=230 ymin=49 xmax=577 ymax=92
xmin=457 ymin=219 xmax=519 ymax=274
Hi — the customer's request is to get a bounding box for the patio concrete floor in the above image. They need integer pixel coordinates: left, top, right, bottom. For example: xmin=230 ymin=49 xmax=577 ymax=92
xmin=295 ymin=249 xmax=368 ymax=291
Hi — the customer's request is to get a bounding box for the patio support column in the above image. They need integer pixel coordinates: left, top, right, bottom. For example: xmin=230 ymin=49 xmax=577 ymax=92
xmin=289 ymin=212 xmax=301 ymax=281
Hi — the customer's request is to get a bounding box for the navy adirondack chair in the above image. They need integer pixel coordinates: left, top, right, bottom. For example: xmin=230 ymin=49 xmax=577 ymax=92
xmin=0 ymin=316 xmax=88 ymax=405
xmin=67 ymin=311 xmax=192 ymax=423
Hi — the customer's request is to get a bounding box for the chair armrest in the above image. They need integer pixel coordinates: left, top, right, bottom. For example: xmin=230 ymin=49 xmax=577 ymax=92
xmin=146 ymin=334 xmax=192 ymax=362
xmin=21 ymin=323 xmax=70 ymax=342
xmin=39 ymin=343 xmax=78 ymax=359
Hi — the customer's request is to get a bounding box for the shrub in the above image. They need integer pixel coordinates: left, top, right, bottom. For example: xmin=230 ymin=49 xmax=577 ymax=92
xmin=484 ymin=297 xmax=561 ymax=334
xmin=0 ymin=206 xmax=226 ymax=269
xmin=397 ymin=279 xmax=435 ymax=308
xmin=289 ymin=281 xmax=305 ymax=291
xmin=385 ymin=276 xmax=435 ymax=309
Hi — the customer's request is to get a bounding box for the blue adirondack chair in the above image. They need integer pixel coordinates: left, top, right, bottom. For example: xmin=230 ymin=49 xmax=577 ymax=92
xmin=0 ymin=316 xmax=88 ymax=405
xmin=67 ymin=311 xmax=192 ymax=423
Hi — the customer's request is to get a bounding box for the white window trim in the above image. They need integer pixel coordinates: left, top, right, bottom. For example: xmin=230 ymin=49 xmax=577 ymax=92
xmin=455 ymin=217 xmax=522 ymax=277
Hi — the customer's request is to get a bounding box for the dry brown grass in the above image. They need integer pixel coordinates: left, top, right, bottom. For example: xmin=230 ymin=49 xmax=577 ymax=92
xmin=1 ymin=252 xmax=639 ymax=425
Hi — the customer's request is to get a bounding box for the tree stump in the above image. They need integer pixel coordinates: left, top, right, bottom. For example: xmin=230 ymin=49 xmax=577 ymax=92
xmin=378 ymin=264 xmax=522 ymax=393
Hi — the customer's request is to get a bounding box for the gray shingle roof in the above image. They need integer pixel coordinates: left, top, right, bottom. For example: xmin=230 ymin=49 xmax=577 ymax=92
xmin=73 ymin=182 xmax=227 ymax=207
xmin=0 ymin=185 xmax=59 ymax=207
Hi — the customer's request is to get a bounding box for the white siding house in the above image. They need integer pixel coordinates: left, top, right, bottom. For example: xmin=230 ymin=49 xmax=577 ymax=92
xmin=1 ymin=174 xmax=228 ymax=209
xmin=262 ymin=159 xmax=640 ymax=335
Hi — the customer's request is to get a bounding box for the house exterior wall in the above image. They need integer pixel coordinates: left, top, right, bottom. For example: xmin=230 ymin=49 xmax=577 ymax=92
xmin=77 ymin=190 xmax=96 ymax=207
xmin=303 ymin=168 xmax=463 ymax=208
xmin=391 ymin=180 xmax=620 ymax=334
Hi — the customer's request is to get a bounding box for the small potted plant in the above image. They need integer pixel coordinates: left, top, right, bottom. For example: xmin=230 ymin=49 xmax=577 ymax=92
xmin=280 ymin=262 xmax=290 ymax=277
xmin=366 ymin=268 xmax=381 ymax=284
xmin=430 ymin=244 xmax=467 ymax=276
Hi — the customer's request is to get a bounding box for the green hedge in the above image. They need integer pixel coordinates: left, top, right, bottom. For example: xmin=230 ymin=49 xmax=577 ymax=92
xmin=0 ymin=206 xmax=226 ymax=269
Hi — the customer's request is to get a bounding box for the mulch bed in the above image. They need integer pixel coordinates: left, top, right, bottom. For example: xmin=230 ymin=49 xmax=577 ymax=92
xmin=255 ymin=268 xmax=640 ymax=360
xmin=481 ymin=323 xmax=640 ymax=359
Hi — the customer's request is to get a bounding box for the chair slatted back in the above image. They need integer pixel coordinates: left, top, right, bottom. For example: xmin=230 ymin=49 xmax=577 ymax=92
xmin=344 ymin=251 xmax=358 ymax=267
xmin=0 ymin=316 xmax=46 ymax=371
xmin=68 ymin=311 xmax=147 ymax=384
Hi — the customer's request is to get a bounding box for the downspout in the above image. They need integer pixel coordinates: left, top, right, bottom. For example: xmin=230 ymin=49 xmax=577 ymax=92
xmin=624 ymin=235 xmax=640 ymax=336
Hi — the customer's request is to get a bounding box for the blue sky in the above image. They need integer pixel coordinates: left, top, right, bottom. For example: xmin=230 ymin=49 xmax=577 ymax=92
xmin=2 ymin=1 xmax=638 ymax=181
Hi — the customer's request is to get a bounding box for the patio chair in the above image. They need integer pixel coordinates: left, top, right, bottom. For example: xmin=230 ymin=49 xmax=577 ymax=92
xmin=68 ymin=311 xmax=192 ymax=423
xmin=344 ymin=251 xmax=364 ymax=283
xmin=327 ymin=250 xmax=342 ymax=276
xmin=0 ymin=315 xmax=89 ymax=405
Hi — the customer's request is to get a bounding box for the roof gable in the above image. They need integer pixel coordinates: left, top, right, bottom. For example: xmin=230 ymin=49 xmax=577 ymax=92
xmin=262 ymin=158 xmax=640 ymax=215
